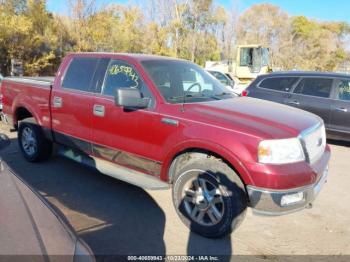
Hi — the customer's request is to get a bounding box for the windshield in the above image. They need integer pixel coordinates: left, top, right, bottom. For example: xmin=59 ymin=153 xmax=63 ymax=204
xmin=208 ymin=71 xmax=231 ymax=86
xmin=142 ymin=60 xmax=235 ymax=104
xmin=240 ymin=48 xmax=253 ymax=66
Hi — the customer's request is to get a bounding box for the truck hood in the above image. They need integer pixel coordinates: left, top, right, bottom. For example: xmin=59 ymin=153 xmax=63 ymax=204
xmin=182 ymin=97 xmax=321 ymax=139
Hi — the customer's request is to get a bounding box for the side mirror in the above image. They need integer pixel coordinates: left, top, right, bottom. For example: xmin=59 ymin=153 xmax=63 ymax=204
xmin=114 ymin=88 xmax=150 ymax=109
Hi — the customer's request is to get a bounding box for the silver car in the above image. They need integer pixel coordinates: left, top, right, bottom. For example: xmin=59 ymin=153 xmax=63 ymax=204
xmin=0 ymin=160 xmax=95 ymax=261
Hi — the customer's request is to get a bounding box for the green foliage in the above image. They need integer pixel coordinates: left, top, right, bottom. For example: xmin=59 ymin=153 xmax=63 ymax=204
xmin=0 ymin=1 xmax=349 ymax=75
xmin=292 ymin=16 xmax=318 ymax=38
xmin=0 ymin=0 xmax=59 ymax=75
xmin=237 ymin=4 xmax=290 ymax=46
xmin=289 ymin=15 xmax=350 ymax=71
xmin=237 ymin=4 xmax=350 ymax=72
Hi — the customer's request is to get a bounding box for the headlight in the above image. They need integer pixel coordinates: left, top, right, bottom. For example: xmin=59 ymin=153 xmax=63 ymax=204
xmin=258 ymin=138 xmax=305 ymax=164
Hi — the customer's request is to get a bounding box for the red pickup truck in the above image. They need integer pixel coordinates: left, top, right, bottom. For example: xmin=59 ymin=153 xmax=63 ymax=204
xmin=1 ymin=53 xmax=330 ymax=238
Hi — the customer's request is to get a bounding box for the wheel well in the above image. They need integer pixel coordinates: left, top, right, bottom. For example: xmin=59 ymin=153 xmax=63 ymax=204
xmin=15 ymin=107 xmax=33 ymax=129
xmin=168 ymin=148 xmax=245 ymax=186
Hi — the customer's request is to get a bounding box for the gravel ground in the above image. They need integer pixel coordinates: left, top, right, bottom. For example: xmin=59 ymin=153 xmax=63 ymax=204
xmin=0 ymin=124 xmax=349 ymax=261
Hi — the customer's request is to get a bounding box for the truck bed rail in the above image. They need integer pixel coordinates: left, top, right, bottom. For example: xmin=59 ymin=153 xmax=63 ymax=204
xmin=4 ymin=77 xmax=54 ymax=88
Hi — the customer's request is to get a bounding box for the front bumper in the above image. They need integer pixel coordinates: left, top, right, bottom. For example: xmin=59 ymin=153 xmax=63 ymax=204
xmin=247 ymin=165 xmax=329 ymax=215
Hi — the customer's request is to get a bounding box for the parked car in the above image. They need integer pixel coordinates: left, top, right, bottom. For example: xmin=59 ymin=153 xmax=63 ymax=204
xmin=243 ymin=71 xmax=350 ymax=141
xmin=206 ymin=70 xmax=235 ymax=89
xmin=206 ymin=69 xmax=249 ymax=95
xmin=1 ymin=53 xmax=330 ymax=238
xmin=0 ymin=160 xmax=95 ymax=260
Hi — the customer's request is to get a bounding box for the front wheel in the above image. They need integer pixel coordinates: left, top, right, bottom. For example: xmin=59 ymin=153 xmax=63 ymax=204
xmin=18 ymin=122 xmax=52 ymax=162
xmin=172 ymin=156 xmax=247 ymax=238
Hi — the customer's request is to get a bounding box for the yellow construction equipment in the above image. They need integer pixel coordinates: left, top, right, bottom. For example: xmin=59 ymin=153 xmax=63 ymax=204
xmin=205 ymin=44 xmax=271 ymax=93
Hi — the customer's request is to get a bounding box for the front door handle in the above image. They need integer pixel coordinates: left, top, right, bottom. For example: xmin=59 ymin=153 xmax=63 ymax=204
xmin=287 ymin=100 xmax=300 ymax=105
xmin=53 ymin=96 xmax=62 ymax=108
xmin=335 ymin=107 xmax=348 ymax=112
xmin=93 ymin=104 xmax=105 ymax=117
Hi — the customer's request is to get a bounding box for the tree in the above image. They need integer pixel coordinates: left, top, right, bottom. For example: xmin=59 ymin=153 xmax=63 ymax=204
xmin=0 ymin=2 xmax=31 ymax=74
xmin=237 ymin=3 xmax=290 ymax=68
xmin=236 ymin=3 xmax=350 ymax=71
xmin=144 ymin=0 xmax=223 ymax=64
xmin=290 ymin=16 xmax=350 ymax=71
xmin=1 ymin=1 xmax=349 ymax=75
xmin=23 ymin=0 xmax=60 ymax=75
xmin=219 ymin=0 xmax=239 ymax=60
xmin=0 ymin=0 xmax=64 ymax=75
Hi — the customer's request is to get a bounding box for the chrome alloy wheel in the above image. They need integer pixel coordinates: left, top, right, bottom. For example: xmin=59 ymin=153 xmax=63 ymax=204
xmin=182 ymin=171 xmax=225 ymax=226
xmin=21 ymin=126 xmax=37 ymax=156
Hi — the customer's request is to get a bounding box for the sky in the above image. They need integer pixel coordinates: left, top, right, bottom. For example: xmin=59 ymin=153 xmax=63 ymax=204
xmin=47 ymin=0 xmax=350 ymax=23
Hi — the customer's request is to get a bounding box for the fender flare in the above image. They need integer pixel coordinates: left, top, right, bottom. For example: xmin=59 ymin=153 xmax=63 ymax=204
xmin=13 ymin=104 xmax=41 ymax=127
xmin=160 ymin=139 xmax=254 ymax=186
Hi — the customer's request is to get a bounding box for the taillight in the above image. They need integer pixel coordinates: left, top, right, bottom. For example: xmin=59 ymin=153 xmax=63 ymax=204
xmin=241 ymin=90 xmax=249 ymax=96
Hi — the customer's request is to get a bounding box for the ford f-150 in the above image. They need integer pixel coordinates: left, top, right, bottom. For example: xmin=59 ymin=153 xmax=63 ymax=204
xmin=0 ymin=53 xmax=330 ymax=238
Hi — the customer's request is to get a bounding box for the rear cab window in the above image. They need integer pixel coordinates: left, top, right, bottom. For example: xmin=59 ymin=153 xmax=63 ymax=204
xmin=258 ymin=77 xmax=299 ymax=92
xmin=293 ymin=78 xmax=333 ymax=98
xmin=62 ymin=57 xmax=99 ymax=92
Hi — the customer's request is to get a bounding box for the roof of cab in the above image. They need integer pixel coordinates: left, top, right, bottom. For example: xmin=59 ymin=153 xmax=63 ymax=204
xmin=68 ymin=52 xmax=188 ymax=62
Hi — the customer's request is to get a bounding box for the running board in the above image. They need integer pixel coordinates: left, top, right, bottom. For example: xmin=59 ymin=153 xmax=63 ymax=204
xmin=57 ymin=147 xmax=170 ymax=190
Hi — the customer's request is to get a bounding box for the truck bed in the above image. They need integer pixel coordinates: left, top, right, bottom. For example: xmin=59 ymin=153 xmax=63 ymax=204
xmin=4 ymin=77 xmax=54 ymax=88
xmin=1 ymin=76 xmax=53 ymax=130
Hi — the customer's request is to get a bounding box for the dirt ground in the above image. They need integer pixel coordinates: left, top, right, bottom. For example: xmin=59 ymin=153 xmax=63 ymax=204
xmin=0 ymin=124 xmax=349 ymax=261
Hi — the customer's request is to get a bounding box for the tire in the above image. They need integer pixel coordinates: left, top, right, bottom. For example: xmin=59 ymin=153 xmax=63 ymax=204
xmin=172 ymin=155 xmax=247 ymax=238
xmin=18 ymin=122 xmax=52 ymax=162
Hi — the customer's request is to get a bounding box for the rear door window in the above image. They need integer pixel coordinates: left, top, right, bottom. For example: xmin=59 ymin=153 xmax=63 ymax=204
xmin=62 ymin=57 xmax=99 ymax=92
xmin=335 ymin=79 xmax=350 ymax=101
xmin=258 ymin=77 xmax=298 ymax=92
xmin=293 ymin=78 xmax=333 ymax=98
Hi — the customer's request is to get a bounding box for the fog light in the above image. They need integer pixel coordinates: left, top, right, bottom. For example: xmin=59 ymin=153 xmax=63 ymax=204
xmin=281 ymin=192 xmax=304 ymax=206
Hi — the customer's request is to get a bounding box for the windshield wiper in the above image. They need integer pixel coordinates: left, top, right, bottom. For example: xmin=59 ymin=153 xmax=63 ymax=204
xmin=209 ymin=92 xmax=236 ymax=100
xmin=169 ymin=92 xmax=235 ymax=102
xmin=168 ymin=93 xmax=205 ymax=100
xmin=214 ymin=92 xmax=235 ymax=96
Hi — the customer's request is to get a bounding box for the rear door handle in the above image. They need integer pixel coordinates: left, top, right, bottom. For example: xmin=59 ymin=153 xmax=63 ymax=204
xmin=287 ymin=100 xmax=300 ymax=105
xmin=335 ymin=107 xmax=348 ymax=112
xmin=53 ymin=96 xmax=62 ymax=108
xmin=93 ymin=104 xmax=105 ymax=117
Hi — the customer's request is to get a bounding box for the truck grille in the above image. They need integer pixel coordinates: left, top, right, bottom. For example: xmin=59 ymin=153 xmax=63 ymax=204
xmin=301 ymin=123 xmax=326 ymax=164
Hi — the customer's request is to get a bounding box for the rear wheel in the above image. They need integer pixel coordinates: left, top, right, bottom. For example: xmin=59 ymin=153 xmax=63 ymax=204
xmin=18 ymin=122 xmax=52 ymax=162
xmin=172 ymin=155 xmax=247 ymax=238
